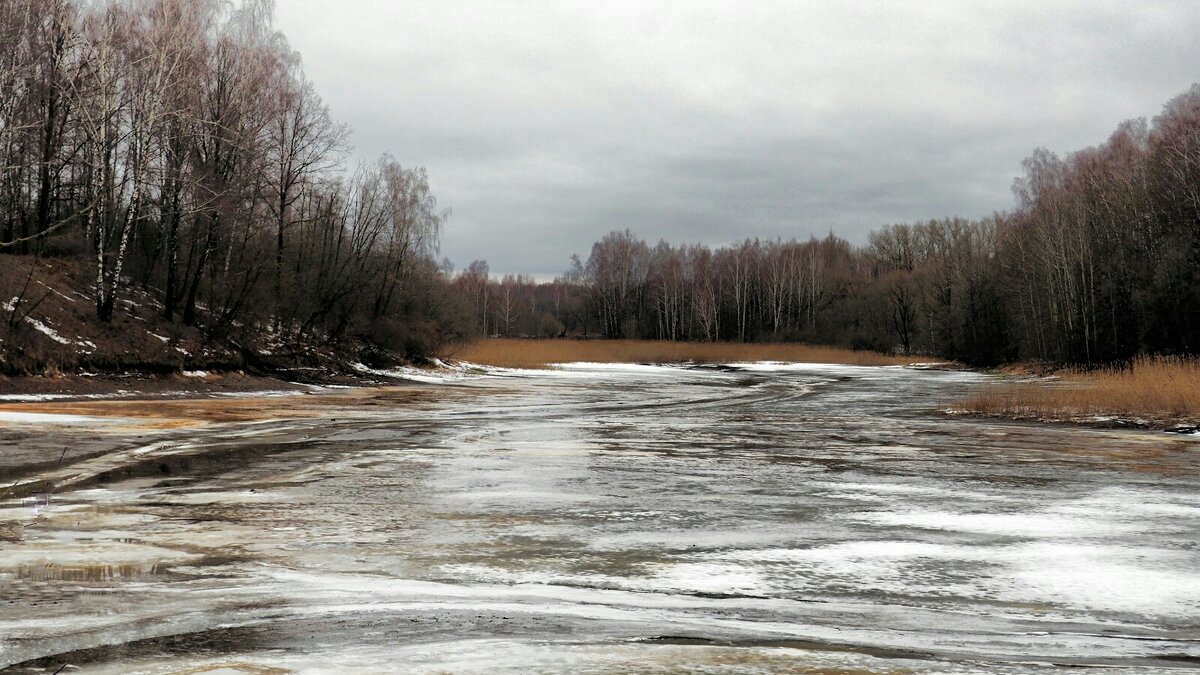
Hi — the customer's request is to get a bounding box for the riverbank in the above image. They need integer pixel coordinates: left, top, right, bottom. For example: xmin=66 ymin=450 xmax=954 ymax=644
xmin=0 ymin=383 xmax=464 ymax=503
xmin=0 ymin=256 xmax=438 ymax=380
xmin=442 ymin=338 xmax=921 ymax=369
xmin=6 ymin=336 xmax=1199 ymax=435
xmin=958 ymin=356 xmax=1200 ymax=431
xmin=0 ymin=370 xmax=312 ymax=401
xmin=0 ymin=365 xmax=434 ymax=403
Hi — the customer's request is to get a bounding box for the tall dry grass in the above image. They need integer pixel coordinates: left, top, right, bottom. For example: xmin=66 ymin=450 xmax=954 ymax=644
xmin=442 ymin=338 xmax=921 ymax=369
xmin=962 ymin=356 xmax=1200 ymax=424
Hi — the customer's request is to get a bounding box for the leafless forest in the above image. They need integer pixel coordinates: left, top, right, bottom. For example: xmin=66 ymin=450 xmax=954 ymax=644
xmin=0 ymin=0 xmax=456 ymax=372
xmin=3 ymin=0 xmax=1200 ymax=372
xmin=461 ymin=89 xmax=1200 ymax=367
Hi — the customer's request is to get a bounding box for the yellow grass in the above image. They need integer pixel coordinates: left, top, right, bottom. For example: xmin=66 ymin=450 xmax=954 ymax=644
xmin=962 ymin=356 xmax=1200 ymax=424
xmin=441 ymin=338 xmax=921 ymax=369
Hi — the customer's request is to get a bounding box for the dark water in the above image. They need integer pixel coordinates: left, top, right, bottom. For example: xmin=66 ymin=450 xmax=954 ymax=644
xmin=2 ymin=363 xmax=1199 ymax=673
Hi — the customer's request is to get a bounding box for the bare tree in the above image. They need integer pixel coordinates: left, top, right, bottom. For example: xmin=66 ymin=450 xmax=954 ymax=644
xmin=264 ymin=48 xmax=347 ymax=318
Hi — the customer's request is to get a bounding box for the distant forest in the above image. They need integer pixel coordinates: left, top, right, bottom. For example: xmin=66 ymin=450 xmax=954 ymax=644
xmin=3 ymin=1 xmax=1199 ymax=372
xmin=462 ymin=83 xmax=1200 ymax=366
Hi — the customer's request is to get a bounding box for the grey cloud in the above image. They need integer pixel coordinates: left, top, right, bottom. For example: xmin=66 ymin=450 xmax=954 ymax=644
xmin=274 ymin=0 xmax=1200 ymax=277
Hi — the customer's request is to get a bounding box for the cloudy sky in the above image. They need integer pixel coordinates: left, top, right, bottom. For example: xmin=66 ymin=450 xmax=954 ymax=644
xmin=274 ymin=1 xmax=1200 ymax=277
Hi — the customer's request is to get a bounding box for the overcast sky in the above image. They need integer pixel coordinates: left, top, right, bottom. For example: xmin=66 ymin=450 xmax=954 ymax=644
xmin=274 ymin=1 xmax=1200 ymax=277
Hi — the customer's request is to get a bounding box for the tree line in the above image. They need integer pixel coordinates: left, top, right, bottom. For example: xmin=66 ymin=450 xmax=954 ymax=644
xmin=1 ymin=0 xmax=457 ymax=364
xmin=5 ymin=1 xmax=1197 ymax=370
xmin=457 ymin=83 xmax=1200 ymax=367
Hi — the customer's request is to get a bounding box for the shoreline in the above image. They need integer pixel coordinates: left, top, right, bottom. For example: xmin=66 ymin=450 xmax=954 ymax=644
xmin=942 ymin=408 xmax=1200 ymax=436
xmin=0 ymin=370 xmax=316 ymax=402
xmin=0 ymin=362 xmax=456 ymax=404
xmin=959 ymin=356 xmax=1200 ymax=434
xmin=1 ymin=359 xmax=1196 ymax=509
xmin=0 ymin=338 xmax=936 ymax=405
xmin=0 ymin=380 xmax=454 ymax=504
xmin=2 ymin=351 xmax=1196 ymax=440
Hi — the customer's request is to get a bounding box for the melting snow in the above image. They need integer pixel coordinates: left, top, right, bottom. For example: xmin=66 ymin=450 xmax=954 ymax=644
xmin=27 ymin=318 xmax=70 ymax=344
xmin=0 ymin=393 xmax=73 ymax=402
xmin=1 ymin=297 xmax=73 ymax=345
xmin=351 ymin=361 xmax=481 ymax=384
xmin=36 ymin=280 xmax=77 ymax=303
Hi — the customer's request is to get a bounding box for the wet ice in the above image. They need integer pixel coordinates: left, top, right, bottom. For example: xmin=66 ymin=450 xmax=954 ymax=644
xmin=2 ymin=362 xmax=1199 ymax=672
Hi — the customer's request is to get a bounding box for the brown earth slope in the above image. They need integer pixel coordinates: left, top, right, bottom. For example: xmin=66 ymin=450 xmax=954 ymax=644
xmin=0 ymin=255 xmax=366 ymax=380
xmin=1 ymin=256 xmax=225 ymax=375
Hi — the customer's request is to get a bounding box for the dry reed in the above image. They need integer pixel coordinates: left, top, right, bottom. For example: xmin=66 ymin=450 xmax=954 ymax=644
xmin=962 ymin=355 xmax=1200 ymax=425
xmin=442 ymin=338 xmax=920 ymax=369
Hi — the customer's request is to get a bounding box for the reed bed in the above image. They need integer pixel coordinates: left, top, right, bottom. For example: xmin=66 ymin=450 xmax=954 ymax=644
xmin=442 ymin=338 xmax=920 ymax=369
xmin=962 ymin=356 xmax=1200 ymax=425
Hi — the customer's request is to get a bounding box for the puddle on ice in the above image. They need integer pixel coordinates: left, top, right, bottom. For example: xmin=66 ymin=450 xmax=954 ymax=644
xmin=1 ymin=362 xmax=1199 ymax=672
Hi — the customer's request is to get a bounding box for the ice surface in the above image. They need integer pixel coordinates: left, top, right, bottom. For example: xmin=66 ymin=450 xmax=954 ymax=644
xmin=0 ymin=411 xmax=123 ymax=426
xmin=2 ymin=361 xmax=1198 ymax=671
xmin=351 ymin=361 xmax=483 ymax=384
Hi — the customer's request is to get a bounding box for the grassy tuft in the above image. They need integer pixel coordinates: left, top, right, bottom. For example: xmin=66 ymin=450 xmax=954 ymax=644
xmin=441 ymin=338 xmax=921 ymax=369
xmin=962 ymin=356 xmax=1200 ymax=425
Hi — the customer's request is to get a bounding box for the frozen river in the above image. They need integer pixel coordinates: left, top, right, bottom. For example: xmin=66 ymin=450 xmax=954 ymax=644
xmin=1 ymin=362 xmax=1199 ymax=673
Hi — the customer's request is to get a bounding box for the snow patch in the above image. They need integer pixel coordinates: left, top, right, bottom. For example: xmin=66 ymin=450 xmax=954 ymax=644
xmin=27 ymin=318 xmax=70 ymax=345
xmin=0 ymin=393 xmax=73 ymax=402
xmin=1 ymin=297 xmax=72 ymax=345
xmin=552 ymin=362 xmax=685 ymax=373
xmin=991 ymin=542 xmax=1200 ymax=618
xmin=36 ymin=280 xmax=77 ymax=303
xmin=647 ymin=561 xmax=768 ymax=596
xmin=351 ymin=361 xmax=480 ymax=384
xmin=0 ymin=411 xmax=125 ymax=426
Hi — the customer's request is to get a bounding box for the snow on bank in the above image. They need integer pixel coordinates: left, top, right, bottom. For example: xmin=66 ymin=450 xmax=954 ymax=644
xmin=729 ymin=360 xmax=962 ymax=374
xmin=347 ymin=358 xmax=641 ymax=383
xmin=351 ymin=360 xmax=484 ymax=384
xmin=26 ymin=317 xmax=71 ymax=345
xmin=545 ymin=362 xmax=694 ymax=379
xmin=415 ymin=359 xmax=969 ymax=384
xmin=3 ymin=295 xmax=99 ymax=352
xmin=0 ymin=386 xmax=307 ymax=409
xmin=0 ymin=393 xmax=74 ymax=402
